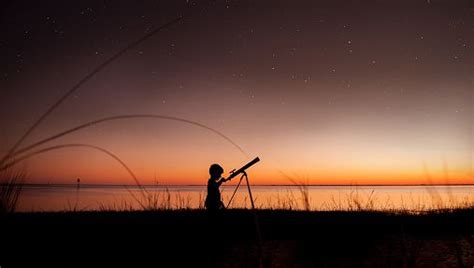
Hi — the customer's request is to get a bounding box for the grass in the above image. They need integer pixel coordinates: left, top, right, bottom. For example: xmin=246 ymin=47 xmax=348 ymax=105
xmin=0 ymin=169 xmax=25 ymax=214
xmin=291 ymin=180 xmax=311 ymax=211
xmin=95 ymin=187 xmax=200 ymax=212
xmin=35 ymin=183 xmax=470 ymax=214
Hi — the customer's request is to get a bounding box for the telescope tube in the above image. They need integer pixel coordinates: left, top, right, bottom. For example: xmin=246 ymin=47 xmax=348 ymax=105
xmin=226 ymin=157 xmax=260 ymax=181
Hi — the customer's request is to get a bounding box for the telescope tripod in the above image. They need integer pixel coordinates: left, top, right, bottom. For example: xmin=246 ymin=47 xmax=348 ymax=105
xmin=226 ymin=172 xmax=263 ymax=266
xmin=226 ymin=172 xmax=250 ymax=208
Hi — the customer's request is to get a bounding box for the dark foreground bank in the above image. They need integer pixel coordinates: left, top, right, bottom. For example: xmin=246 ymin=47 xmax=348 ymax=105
xmin=1 ymin=209 xmax=473 ymax=267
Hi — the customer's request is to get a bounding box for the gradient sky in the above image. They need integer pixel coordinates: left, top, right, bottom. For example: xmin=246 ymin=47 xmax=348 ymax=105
xmin=0 ymin=0 xmax=472 ymax=185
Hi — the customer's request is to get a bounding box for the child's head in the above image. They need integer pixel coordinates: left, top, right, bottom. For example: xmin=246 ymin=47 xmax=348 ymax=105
xmin=209 ymin=164 xmax=224 ymax=179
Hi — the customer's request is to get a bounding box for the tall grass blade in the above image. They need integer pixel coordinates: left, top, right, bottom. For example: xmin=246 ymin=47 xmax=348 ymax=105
xmin=0 ymin=169 xmax=25 ymax=214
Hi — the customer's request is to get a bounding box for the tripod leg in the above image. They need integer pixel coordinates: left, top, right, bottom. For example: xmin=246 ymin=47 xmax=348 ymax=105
xmin=245 ymin=174 xmax=257 ymax=210
xmin=226 ymin=173 xmax=245 ymax=208
xmin=244 ymin=174 xmax=264 ymax=267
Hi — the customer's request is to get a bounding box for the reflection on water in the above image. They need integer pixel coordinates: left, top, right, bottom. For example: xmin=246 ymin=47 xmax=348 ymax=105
xmin=17 ymin=185 xmax=474 ymax=212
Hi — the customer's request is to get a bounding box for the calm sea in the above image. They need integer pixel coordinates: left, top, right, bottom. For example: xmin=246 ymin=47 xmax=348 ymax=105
xmin=16 ymin=184 xmax=474 ymax=212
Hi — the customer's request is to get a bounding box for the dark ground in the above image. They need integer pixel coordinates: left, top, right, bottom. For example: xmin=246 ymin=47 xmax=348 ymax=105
xmin=1 ymin=209 xmax=473 ymax=267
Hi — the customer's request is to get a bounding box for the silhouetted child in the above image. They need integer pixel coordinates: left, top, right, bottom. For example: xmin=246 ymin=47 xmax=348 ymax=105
xmin=205 ymin=164 xmax=229 ymax=212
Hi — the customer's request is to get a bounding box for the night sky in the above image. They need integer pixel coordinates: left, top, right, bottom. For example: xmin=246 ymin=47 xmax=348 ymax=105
xmin=1 ymin=0 xmax=472 ymax=185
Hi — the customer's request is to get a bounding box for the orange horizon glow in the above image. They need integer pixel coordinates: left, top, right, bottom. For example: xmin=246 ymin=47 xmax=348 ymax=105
xmin=8 ymin=112 xmax=471 ymax=186
xmin=17 ymin=143 xmax=472 ymax=185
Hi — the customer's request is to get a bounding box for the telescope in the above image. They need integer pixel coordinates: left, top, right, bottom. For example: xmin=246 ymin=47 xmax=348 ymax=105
xmin=226 ymin=157 xmax=260 ymax=181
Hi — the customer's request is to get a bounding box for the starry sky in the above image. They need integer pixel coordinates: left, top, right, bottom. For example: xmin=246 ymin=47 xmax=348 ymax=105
xmin=0 ymin=0 xmax=472 ymax=185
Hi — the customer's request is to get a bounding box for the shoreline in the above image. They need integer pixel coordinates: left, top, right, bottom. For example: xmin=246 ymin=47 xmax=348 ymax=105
xmin=12 ymin=183 xmax=474 ymax=188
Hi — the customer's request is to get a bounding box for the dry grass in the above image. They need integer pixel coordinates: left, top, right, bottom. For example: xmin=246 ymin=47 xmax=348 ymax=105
xmin=320 ymin=188 xmax=378 ymax=212
xmin=292 ymin=181 xmax=311 ymax=211
xmin=116 ymin=184 xmax=473 ymax=213
xmin=96 ymin=187 xmax=202 ymax=212
xmin=0 ymin=169 xmax=25 ymax=214
xmin=97 ymin=200 xmax=136 ymax=212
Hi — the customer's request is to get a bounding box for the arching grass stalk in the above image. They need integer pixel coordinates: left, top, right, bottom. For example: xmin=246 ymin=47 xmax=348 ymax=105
xmin=0 ymin=143 xmax=149 ymax=204
xmin=6 ymin=114 xmax=247 ymax=163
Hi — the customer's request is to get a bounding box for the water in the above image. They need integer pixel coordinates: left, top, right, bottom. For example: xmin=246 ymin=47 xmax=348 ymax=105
xmin=16 ymin=185 xmax=474 ymax=212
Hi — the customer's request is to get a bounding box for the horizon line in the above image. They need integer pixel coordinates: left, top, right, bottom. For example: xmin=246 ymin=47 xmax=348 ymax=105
xmin=12 ymin=183 xmax=474 ymax=187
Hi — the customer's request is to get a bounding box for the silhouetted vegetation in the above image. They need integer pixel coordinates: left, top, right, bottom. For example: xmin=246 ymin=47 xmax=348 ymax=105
xmin=2 ymin=209 xmax=473 ymax=267
xmin=0 ymin=169 xmax=25 ymax=214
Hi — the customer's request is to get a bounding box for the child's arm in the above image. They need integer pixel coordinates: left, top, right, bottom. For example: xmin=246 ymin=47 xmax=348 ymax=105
xmin=217 ymin=177 xmax=228 ymax=186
